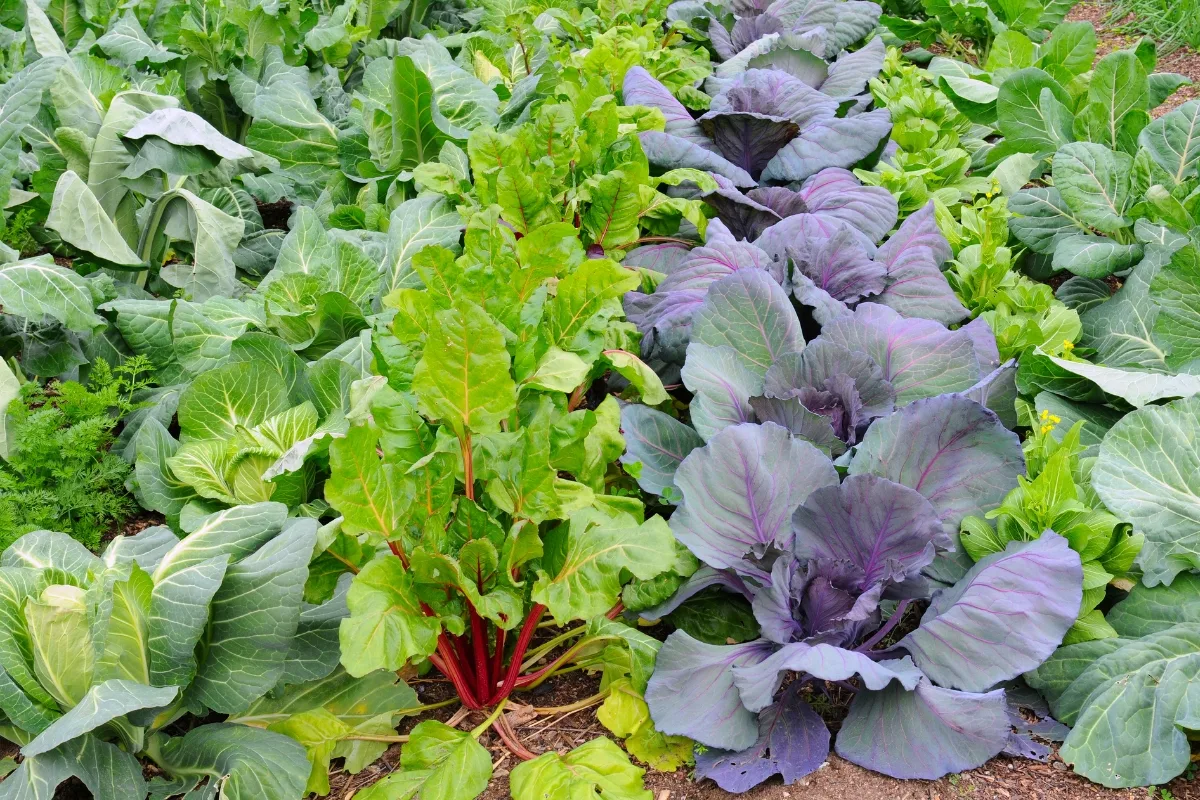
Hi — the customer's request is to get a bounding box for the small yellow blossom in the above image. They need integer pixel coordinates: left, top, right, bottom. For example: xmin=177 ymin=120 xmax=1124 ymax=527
xmin=1062 ymin=340 xmax=1075 ymax=352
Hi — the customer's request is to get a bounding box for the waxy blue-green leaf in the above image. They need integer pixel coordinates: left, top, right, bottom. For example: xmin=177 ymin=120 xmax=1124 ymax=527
xmin=154 ymin=724 xmax=310 ymax=800
xmin=23 ymin=680 xmax=177 ymax=757
xmin=0 ymin=258 xmax=104 ymax=334
xmin=1053 ymin=143 xmax=1132 ymax=234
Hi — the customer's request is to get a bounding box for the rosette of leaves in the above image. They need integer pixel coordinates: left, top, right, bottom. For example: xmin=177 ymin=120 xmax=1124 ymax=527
xmin=322 ymin=196 xmax=681 ymax=777
xmin=626 ymin=63 xmax=892 ymax=189
xmin=856 ymin=47 xmax=994 ymax=218
xmin=702 ymin=0 xmax=884 ymax=98
xmin=633 ymin=404 xmax=1080 ymax=789
xmin=959 ymin=420 xmax=1141 ymax=644
xmin=625 ymin=193 xmax=976 ymax=380
xmin=0 ymin=503 xmax=417 ymax=798
xmin=1028 ymin=576 xmax=1200 ymax=788
xmin=945 ymin=196 xmax=1083 ymax=361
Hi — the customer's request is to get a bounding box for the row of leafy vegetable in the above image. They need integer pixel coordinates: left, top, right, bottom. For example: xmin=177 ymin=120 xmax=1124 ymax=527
xmin=2 ymin=0 xmax=1200 ymax=795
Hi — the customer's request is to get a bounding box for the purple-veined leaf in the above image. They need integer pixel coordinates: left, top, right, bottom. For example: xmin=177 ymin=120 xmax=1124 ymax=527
xmin=791 ymin=474 xmax=947 ymax=587
xmin=848 ymin=393 xmax=1025 ymax=535
xmin=701 ymin=176 xmax=789 ymax=240
xmin=796 ymin=168 xmax=898 ymax=245
xmin=694 ymin=684 xmax=830 ymax=792
xmin=692 ymin=270 xmax=804 ymax=376
xmin=874 ymin=203 xmax=967 ymax=325
xmin=623 ymin=67 xmax=716 ymax=150
xmin=658 ymin=219 xmax=779 ymax=293
xmin=733 ymin=643 xmax=922 ymax=711
xmin=900 ymin=533 xmax=1082 ymax=692
xmin=645 ymin=632 xmax=777 ymax=750
xmin=671 ymin=421 xmax=838 ymax=571
xmin=761 ymin=108 xmax=892 ymax=183
xmin=820 ymin=37 xmax=886 ymax=98
xmin=780 ymin=215 xmax=887 ymax=302
xmin=618 ymin=403 xmax=704 ymax=499
xmin=835 ymin=680 xmax=1009 ymax=779
xmin=623 ymin=242 xmax=693 ymax=273
xmin=820 ymin=303 xmax=983 ymax=404
xmin=763 ymin=338 xmax=894 ymax=419
xmin=639 ymin=130 xmax=756 ymax=188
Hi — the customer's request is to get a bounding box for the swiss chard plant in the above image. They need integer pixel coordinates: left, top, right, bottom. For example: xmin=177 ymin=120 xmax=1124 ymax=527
xmin=0 ymin=503 xmax=422 ymax=799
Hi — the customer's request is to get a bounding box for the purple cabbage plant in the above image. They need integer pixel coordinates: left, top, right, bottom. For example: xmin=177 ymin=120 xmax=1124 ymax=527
xmin=636 ymin=405 xmax=1083 ymax=789
xmin=624 ymin=195 xmax=972 ymax=380
xmin=628 ymin=65 xmax=891 ymax=188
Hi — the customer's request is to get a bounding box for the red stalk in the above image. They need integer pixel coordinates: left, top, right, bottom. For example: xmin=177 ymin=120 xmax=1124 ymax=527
xmin=432 ymin=640 xmax=482 ymax=709
xmin=513 ymin=636 xmax=588 ymax=689
xmin=488 ymin=628 xmax=506 ymax=698
xmin=469 ymin=605 xmax=490 ymax=693
xmin=489 ymin=604 xmax=546 ymax=704
xmin=605 ymin=601 xmax=624 ymax=620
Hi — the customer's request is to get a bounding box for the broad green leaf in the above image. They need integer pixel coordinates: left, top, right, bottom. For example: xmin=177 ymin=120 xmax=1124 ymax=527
xmin=1008 ymin=188 xmax=1091 ymax=255
xmin=156 ymin=189 xmax=247 ymax=301
xmin=155 ymin=724 xmax=310 ymax=800
xmin=996 ymin=68 xmax=1074 ymax=155
xmin=1052 ymin=143 xmax=1131 ymax=234
xmin=603 ymin=350 xmax=668 ymax=405
xmin=510 ymin=737 xmax=651 ymax=800
xmin=1057 ymin=625 xmax=1200 ymax=788
xmin=0 ymin=58 xmax=66 ymax=209
xmin=1038 ymin=21 xmax=1096 ymax=77
xmin=188 ymin=519 xmax=316 ymax=713
xmin=0 ymin=259 xmax=103 ymax=334
xmin=1052 ymin=234 xmax=1142 ymax=278
xmin=1087 ymin=52 xmax=1149 ymax=149
xmin=87 ymin=92 xmax=178 ymax=220
xmin=131 ymin=419 xmax=196 ymax=520
xmin=526 ymin=347 xmax=590 ymax=393
xmin=177 ymin=362 xmax=290 ymax=442
xmin=544 ymin=258 xmax=640 ymax=359
xmin=353 ymin=720 xmax=492 ymax=800
xmin=1107 ymin=574 xmax=1200 ymax=637
xmin=94 ymin=11 xmax=178 ymax=66
xmin=325 ymin=424 xmax=414 ymax=540
xmin=1139 ymin=100 xmax=1200 ymax=183
xmin=339 ymin=556 xmax=441 ymax=677
xmin=597 ymin=680 xmax=692 ymax=771
xmin=95 ymin=566 xmax=153 ymax=684
xmin=383 ymin=194 xmax=463 ymax=293
xmin=0 ymin=359 xmax=19 ymax=460
xmin=25 ymin=585 xmax=93 ymax=709
xmin=384 ymin=56 xmax=450 ymax=172
xmin=1149 ymin=243 xmax=1200 ymax=368
xmin=1093 ymin=395 xmax=1200 ymax=586
xmin=0 ymin=569 xmax=56 ymax=710
xmin=23 ymin=680 xmax=177 ymax=757
xmin=413 ymin=299 xmax=515 ymax=437
xmin=46 ymin=171 xmax=141 ymax=267
xmin=3 ymin=735 xmax=144 ymax=800
xmin=148 ymin=555 xmax=228 ymax=688
xmin=533 ymin=510 xmax=676 ymax=624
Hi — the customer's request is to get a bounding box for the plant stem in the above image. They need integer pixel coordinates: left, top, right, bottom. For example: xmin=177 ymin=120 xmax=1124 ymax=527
xmin=855 ymin=599 xmax=912 ymax=654
xmin=469 ymin=605 xmax=490 ymax=695
xmin=345 ymin=734 xmax=410 ymax=743
xmin=520 ymin=625 xmax=586 ymax=671
xmin=433 ymin=637 xmax=482 ymax=709
xmin=411 ymin=697 xmax=461 ymax=714
xmin=494 ymin=714 xmax=538 ymax=761
xmin=488 ymin=628 xmax=506 ymax=698
xmin=489 ymin=604 xmax=546 ymax=704
xmin=469 ymin=698 xmax=508 ymax=738
xmin=532 ymin=690 xmax=610 ymax=715
xmin=461 ymin=431 xmax=475 ymax=500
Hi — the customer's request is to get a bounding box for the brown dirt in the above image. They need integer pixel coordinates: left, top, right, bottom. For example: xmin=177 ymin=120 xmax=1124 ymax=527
xmin=257 ymin=200 xmax=294 ymax=230
xmin=1069 ymin=2 xmax=1200 ymax=114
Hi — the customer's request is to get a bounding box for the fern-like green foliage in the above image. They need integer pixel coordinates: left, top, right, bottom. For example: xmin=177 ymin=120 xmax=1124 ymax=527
xmin=0 ymin=357 xmax=153 ymax=552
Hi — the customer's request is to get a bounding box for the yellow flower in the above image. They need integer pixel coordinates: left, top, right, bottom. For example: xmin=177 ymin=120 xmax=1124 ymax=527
xmin=1041 ymin=424 xmax=1054 ymax=434
xmin=1062 ymin=339 xmax=1075 ymax=352
xmin=1040 ymin=409 xmax=1050 ymax=421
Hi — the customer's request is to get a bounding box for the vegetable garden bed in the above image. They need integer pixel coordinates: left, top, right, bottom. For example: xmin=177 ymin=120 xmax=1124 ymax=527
xmin=5 ymin=0 xmax=1200 ymax=797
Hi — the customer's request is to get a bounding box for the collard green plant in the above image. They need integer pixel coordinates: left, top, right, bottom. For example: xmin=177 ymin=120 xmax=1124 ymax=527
xmin=1028 ymin=577 xmax=1200 ymax=787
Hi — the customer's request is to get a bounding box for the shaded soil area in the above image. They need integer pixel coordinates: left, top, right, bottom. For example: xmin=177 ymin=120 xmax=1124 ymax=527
xmin=1069 ymin=2 xmax=1200 ymax=114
